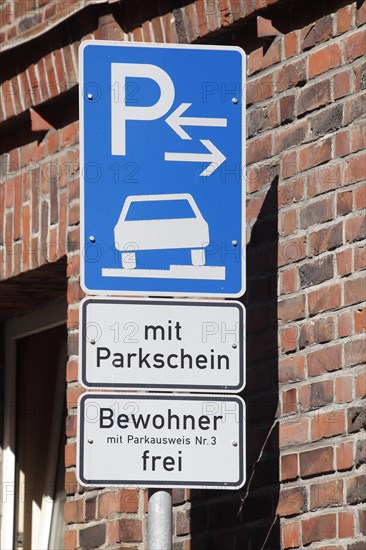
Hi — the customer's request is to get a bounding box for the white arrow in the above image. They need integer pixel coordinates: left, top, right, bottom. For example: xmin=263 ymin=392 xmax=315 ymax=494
xmin=164 ymin=139 xmax=226 ymax=176
xmin=165 ymin=103 xmax=227 ymax=140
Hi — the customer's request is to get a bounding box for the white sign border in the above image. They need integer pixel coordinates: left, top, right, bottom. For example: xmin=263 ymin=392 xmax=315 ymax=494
xmin=79 ymin=39 xmax=246 ymax=298
xmin=77 ymin=392 xmax=246 ymax=490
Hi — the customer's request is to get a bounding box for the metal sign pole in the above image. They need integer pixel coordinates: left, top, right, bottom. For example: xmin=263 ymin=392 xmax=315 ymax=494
xmin=148 ymin=489 xmax=172 ymax=550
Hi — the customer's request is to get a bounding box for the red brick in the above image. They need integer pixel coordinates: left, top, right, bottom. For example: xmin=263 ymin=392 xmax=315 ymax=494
xmin=345 ymin=152 xmax=366 ymax=184
xmin=357 ymin=0 xmax=366 ymax=25
xmin=337 ymin=5 xmax=355 ymax=34
xmin=278 ymin=236 xmax=306 ymax=267
xmin=246 ymin=134 xmax=272 ymax=165
xmin=246 ymin=74 xmax=273 ymax=105
xmin=118 ymin=518 xmax=143 ymax=542
xmin=282 ymin=387 xmax=298 ymax=414
xmin=280 ymin=93 xmax=296 ymax=123
xmin=351 ymin=121 xmax=366 ymax=154
xmin=307 ymin=162 xmax=341 ymax=198
xmin=281 ymin=151 xmax=297 ymax=180
xmin=66 ymin=359 xmax=78 ymax=382
xmin=301 ymin=15 xmax=333 ymax=50
xmin=280 ymin=417 xmax=309 ymax=447
xmin=311 ymin=409 xmax=346 ymax=441
xmin=345 ymin=93 xmax=366 ymax=127
xmin=355 ymin=370 xmax=366 ymax=399
xmin=248 ymin=47 xmax=263 ymax=76
xmin=247 ymin=162 xmax=279 ymax=193
xmin=310 ymin=479 xmax=343 ymax=510
xmin=65 ymin=498 xmax=84 ymax=525
xmin=344 ymin=29 xmax=366 ymax=63
xmin=355 ymin=306 xmax=366 ymax=333
xmin=337 ymin=189 xmax=352 ymax=216
xmin=344 ymin=276 xmax=366 ymax=306
xmin=337 ymin=248 xmax=352 ymax=277
xmin=279 ymin=355 xmax=305 ymax=383
xmin=278 ymin=295 xmax=305 ymax=323
xmin=354 ymin=183 xmax=366 ymax=210
xmin=336 ymin=440 xmax=354 ymax=471
xmin=335 ymin=375 xmax=353 ymax=403
xmin=98 ymin=489 xmax=139 ymax=517
xmin=345 ymin=337 xmax=366 ymax=366
xmin=277 ymin=487 xmax=306 ymax=517
xmin=280 ymin=267 xmax=297 ymax=295
xmin=22 ymin=204 xmax=30 ymax=271
xmin=275 ymin=121 xmax=307 ymax=155
xmin=309 ymin=223 xmax=343 ymax=256
xmin=354 ymin=245 xmax=366 ymax=270
xmin=308 ymin=282 xmax=341 ymax=315
xmin=281 ymin=453 xmax=298 ymax=481
xmin=299 ymin=379 xmax=333 ymax=410
xmin=354 ymin=59 xmax=366 ymax=93
xmin=299 ymin=138 xmax=332 ymax=172
xmin=247 ymin=194 xmax=265 ymax=223
xmin=280 ymin=326 xmax=298 ymax=353
xmin=276 ymin=58 xmax=307 ymax=93
xmin=307 ymin=344 xmax=342 ymax=376
xmin=333 ymin=71 xmax=351 ymax=100
xmin=339 ymin=510 xmax=355 ymax=538
xmin=282 ymin=520 xmax=300 ymax=549
xmin=335 ymin=129 xmax=351 ymax=157
xmin=67 ymin=385 xmax=84 ymax=409
xmin=346 ymin=215 xmax=366 ymax=243
xmin=284 ymin=31 xmax=298 ymax=58
xmin=65 ymin=442 xmax=76 ymax=468
xmin=338 ymin=309 xmax=353 ymax=337
xmin=66 ymin=414 xmax=77 ymax=437
xmin=297 ymin=79 xmax=331 ymax=116
xmin=5 ymin=178 xmax=13 ymax=208
xmin=107 ymin=520 xmax=121 ymax=545
xmin=300 ymin=446 xmax=334 ymax=477
xmin=64 ymin=530 xmax=77 ymax=550
xmin=302 ymin=513 xmax=337 ymax=545
xmin=61 ymin=121 xmax=79 ymax=148
xmin=309 ymin=44 xmax=342 ymax=78
xmin=67 ymin=280 xmax=84 ymax=305
xmin=278 ymin=178 xmax=304 ymax=208
xmin=280 ymin=209 xmax=297 ymax=237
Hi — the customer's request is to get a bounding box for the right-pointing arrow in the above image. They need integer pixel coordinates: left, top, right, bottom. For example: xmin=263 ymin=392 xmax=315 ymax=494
xmin=164 ymin=139 xmax=226 ymax=176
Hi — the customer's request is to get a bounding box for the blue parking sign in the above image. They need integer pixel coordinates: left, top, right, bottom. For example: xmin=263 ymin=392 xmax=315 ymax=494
xmin=80 ymin=41 xmax=245 ymax=297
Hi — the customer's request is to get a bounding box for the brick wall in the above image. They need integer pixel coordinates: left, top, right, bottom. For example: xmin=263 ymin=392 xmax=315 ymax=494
xmin=0 ymin=0 xmax=365 ymax=549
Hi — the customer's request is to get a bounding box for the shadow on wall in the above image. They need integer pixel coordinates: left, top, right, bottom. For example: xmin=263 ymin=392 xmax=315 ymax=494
xmin=188 ymin=176 xmax=280 ymax=550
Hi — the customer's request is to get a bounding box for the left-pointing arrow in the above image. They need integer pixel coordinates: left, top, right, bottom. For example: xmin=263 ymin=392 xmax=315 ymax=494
xmin=164 ymin=139 xmax=226 ymax=176
xmin=166 ymin=103 xmax=227 ymax=140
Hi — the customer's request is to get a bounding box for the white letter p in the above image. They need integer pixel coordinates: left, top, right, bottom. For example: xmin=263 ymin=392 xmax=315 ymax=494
xmin=111 ymin=63 xmax=175 ymax=155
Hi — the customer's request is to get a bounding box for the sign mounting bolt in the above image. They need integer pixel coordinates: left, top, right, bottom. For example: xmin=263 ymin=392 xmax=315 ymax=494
xmin=90 ymin=339 xmax=96 ymax=345
xmin=89 ymin=235 xmax=95 ymax=243
xmin=88 ymin=438 xmax=94 ymax=444
xmin=232 ymin=440 xmax=238 ymax=447
xmin=232 ymin=98 xmax=238 ymax=104
xmin=232 ymin=342 xmax=237 ymax=349
xmin=232 ymin=240 xmax=238 ymax=247
xmin=87 ymin=93 xmax=93 ymax=101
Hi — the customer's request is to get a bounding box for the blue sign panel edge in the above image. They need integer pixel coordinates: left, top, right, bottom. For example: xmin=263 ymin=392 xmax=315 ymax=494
xmin=79 ymin=40 xmax=246 ymax=298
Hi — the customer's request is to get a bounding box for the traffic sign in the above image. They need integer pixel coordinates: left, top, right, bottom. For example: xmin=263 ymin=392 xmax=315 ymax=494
xmin=80 ymin=41 xmax=245 ymax=297
xmin=77 ymin=393 xmax=246 ymax=489
xmin=79 ymin=297 xmax=245 ymax=393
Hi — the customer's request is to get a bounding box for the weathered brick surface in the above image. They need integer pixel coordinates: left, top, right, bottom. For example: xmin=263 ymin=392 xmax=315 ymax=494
xmin=1 ymin=1 xmax=365 ymax=549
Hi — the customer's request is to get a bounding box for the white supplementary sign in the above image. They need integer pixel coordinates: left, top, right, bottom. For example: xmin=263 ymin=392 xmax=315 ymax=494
xmin=77 ymin=394 xmax=246 ymax=489
xmin=79 ymin=297 xmax=245 ymax=393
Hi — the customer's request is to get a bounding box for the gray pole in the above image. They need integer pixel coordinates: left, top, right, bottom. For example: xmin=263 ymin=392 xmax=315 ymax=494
xmin=148 ymin=489 xmax=172 ymax=550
